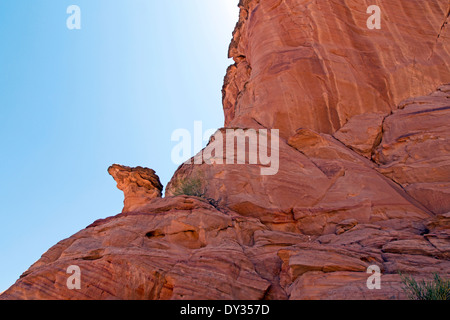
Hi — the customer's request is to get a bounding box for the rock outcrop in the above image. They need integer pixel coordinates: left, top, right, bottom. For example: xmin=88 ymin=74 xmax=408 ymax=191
xmin=1 ymin=0 xmax=449 ymax=300
xmin=333 ymin=112 xmax=385 ymax=159
xmin=108 ymin=164 xmax=163 ymax=213
xmin=373 ymin=85 xmax=450 ymax=215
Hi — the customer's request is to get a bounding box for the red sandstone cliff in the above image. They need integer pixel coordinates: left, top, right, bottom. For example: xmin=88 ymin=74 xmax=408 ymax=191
xmin=223 ymin=0 xmax=450 ymax=137
xmin=1 ymin=0 xmax=449 ymax=300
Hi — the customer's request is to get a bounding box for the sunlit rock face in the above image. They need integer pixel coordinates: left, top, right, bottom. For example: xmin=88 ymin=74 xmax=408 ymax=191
xmin=223 ymin=0 xmax=450 ymax=138
xmin=1 ymin=0 xmax=449 ymax=300
xmin=108 ymin=164 xmax=163 ymax=213
xmin=373 ymin=85 xmax=450 ymax=215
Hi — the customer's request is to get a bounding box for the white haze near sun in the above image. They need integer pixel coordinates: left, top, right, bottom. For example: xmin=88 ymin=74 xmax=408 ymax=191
xmin=225 ymin=0 xmax=240 ymax=20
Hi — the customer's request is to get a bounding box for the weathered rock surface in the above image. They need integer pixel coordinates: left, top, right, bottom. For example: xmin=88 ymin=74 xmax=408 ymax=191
xmin=287 ymin=272 xmax=407 ymax=300
xmin=1 ymin=0 xmax=450 ymax=300
xmin=333 ymin=112 xmax=385 ymax=158
xmin=108 ymin=164 xmax=163 ymax=213
xmin=166 ymin=125 xmax=432 ymax=236
xmin=2 ymin=192 xmax=448 ymax=300
xmin=223 ymin=0 xmax=450 ymax=137
xmin=373 ymin=85 xmax=450 ymax=215
xmin=0 ymin=197 xmax=269 ymax=300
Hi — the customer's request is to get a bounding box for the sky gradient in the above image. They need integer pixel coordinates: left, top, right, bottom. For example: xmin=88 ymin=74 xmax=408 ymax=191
xmin=0 ymin=0 xmax=239 ymax=292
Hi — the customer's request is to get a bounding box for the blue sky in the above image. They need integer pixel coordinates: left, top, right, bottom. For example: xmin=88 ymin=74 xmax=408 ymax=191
xmin=0 ymin=0 xmax=239 ymax=292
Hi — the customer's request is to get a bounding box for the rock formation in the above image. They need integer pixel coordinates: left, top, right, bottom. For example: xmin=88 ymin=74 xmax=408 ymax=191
xmin=373 ymin=85 xmax=450 ymax=215
xmin=108 ymin=164 xmax=163 ymax=213
xmin=223 ymin=0 xmax=450 ymax=138
xmin=1 ymin=0 xmax=449 ymax=300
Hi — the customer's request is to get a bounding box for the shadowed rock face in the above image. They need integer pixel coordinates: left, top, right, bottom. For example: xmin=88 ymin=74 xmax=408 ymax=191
xmin=1 ymin=0 xmax=450 ymax=300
